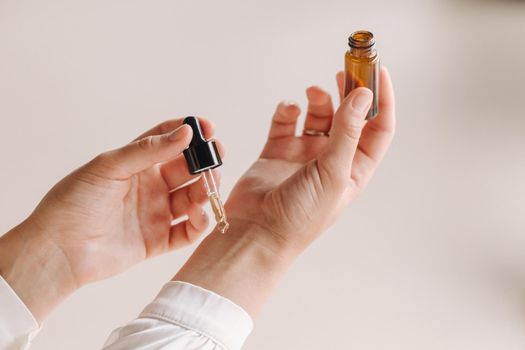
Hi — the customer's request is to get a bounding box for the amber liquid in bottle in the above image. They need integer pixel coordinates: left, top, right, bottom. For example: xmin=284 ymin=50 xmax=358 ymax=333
xmin=344 ymin=30 xmax=380 ymax=120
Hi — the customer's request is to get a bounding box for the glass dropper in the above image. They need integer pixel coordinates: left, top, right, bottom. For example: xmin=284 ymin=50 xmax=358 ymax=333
xmin=202 ymin=169 xmax=229 ymax=234
xmin=182 ymin=116 xmax=229 ymax=234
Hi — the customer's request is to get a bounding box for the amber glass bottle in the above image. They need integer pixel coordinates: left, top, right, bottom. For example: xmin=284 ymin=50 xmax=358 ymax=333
xmin=344 ymin=30 xmax=380 ymax=119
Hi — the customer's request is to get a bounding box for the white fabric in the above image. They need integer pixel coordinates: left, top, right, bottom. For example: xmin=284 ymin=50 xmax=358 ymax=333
xmin=0 ymin=276 xmax=252 ymax=350
xmin=104 ymin=281 xmax=253 ymax=350
xmin=103 ymin=281 xmax=253 ymax=350
xmin=0 ymin=276 xmax=39 ymax=350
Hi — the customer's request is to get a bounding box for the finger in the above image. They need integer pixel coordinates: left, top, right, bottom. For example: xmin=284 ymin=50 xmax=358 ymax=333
xmin=318 ymin=87 xmax=373 ymax=182
xmin=169 ymin=171 xmax=220 ymax=218
xmin=350 ymin=67 xmax=396 ymax=187
xmin=214 ymin=139 xmax=225 ymax=160
xmin=336 ymin=71 xmax=344 ymax=104
xmin=169 ymin=203 xmax=209 ymax=250
xmin=132 ymin=117 xmax=215 ymax=141
xmin=161 ymin=139 xmax=225 ymax=190
xmin=267 ymin=101 xmax=301 ymax=139
xmin=91 ymin=125 xmax=192 ymax=180
xmin=303 ymin=86 xmax=334 ymax=134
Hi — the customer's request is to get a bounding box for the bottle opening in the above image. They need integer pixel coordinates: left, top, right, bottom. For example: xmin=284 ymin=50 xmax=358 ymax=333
xmin=348 ymin=30 xmax=375 ymax=49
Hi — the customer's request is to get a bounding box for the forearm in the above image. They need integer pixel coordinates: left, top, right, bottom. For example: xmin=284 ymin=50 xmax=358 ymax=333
xmin=0 ymin=218 xmax=77 ymax=323
xmin=104 ymin=220 xmax=284 ymax=349
xmin=174 ymin=219 xmax=299 ymax=318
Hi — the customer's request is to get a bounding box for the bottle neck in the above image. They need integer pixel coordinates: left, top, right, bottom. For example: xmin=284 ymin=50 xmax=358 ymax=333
xmin=348 ymin=45 xmax=377 ymax=59
xmin=348 ymin=30 xmax=376 ymax=59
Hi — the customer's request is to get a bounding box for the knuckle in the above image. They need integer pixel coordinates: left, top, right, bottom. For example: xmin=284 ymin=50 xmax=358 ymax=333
xmin=85 ymin=151 xmax=120 ymax=179
xmin=91 ymin=151 xmax=112 ymax=169
xmin=92 ymin=152 xmax=108 ymax=164
xmin=137 ymin=136 xmax=155 ymax=151
xmin=343 ymin=119 xmax=364 ymax=141
xmin=158 ymin=120 xmax=176 ymax=134
xmin=158 ymin=120 xmax=171 ymax=133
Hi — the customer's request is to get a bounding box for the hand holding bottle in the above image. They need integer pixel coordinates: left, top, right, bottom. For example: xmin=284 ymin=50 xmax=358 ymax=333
xmin=176 ymin=67 xmax=396 ymax=316
xmin=225 ymin=67 xmax=395 ymax=255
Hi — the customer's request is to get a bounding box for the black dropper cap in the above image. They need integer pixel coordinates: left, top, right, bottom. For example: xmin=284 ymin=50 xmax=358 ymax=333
xmin=183 ymin=116 xmax=222 ymax=174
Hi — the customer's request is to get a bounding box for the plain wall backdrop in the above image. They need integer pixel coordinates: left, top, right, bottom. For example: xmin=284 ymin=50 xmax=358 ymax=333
xmin=1 ymin=0 xmax=525 ymax=349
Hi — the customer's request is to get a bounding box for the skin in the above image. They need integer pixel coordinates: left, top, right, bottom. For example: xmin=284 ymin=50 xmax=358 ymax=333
xmin=0 ymin=67 xmax=395 ymax=325
xmin=0 ymin=118 xmax=222 ymax=322
xmin=176 ymin=67 xmax=395 ymax=317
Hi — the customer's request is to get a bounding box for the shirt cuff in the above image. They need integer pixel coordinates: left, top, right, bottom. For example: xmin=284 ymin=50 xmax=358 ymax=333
xmin=140 ymin=281 xmax=253 ymax=350
xmin=0 ymin=275 xmax=40 ymax=349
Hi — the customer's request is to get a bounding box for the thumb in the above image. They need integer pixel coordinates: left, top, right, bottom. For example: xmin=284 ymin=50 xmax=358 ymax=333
xmin=91 ymin=124 xmax=192 ymax=179
xmin=318 ymin=87 xmax=372 ymax=180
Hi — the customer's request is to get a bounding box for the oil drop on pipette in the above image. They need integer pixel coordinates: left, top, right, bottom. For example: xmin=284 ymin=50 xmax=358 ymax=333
xmin=183 ymin=116 xmax=229 ymax=234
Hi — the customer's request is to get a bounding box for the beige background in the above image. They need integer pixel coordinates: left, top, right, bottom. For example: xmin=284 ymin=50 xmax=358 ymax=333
xmin=1 ymin=0 xmax=525 ymax=349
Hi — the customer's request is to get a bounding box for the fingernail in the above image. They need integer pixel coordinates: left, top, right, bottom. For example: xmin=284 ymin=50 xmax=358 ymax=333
xmin=168 ymin=125 xmax=189 ymax=141
xmin=350 ymin=88 xmax=373 ymax=113
xmin=282 ymin=100 xmax=299 ymax=114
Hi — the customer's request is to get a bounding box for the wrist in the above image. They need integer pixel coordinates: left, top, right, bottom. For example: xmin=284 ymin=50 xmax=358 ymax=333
xmin=174 ymin=219 xmax=299 ymax=317
xmin=0 ymin=217 xmax=78 ymax=323
xmin=224 ymin=217 xmax=305 ymax=260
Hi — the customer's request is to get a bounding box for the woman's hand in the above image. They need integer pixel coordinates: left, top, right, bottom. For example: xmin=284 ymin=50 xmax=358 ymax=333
xmin=0 ymin=118 xmax=222 ymax=321
xmin=226 ymin=67 xmax=395 ymax=255
xmin=176 ymin=67 xmax=395 ymax=316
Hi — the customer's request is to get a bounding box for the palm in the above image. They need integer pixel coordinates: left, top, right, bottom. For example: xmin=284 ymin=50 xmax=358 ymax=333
xmin=32 ymin=166 xmax=170 ymax=283
xmin=226 ymin=87 xmax=341 ymax=243
xmin=30 ymin=119 xmax=216 ymax=286
xmin=227 ymin=124 xmax=339 ymax=240
xmin=230 ymin=135 xmax=327 ymax=197
xmin=227 ymin=69 xmax=395 ymax=248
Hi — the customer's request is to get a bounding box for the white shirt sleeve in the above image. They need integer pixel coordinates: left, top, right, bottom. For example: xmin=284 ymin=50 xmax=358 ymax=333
xmin=0 ymin=276 xmax=40 ymax=350
xmin=102 ymin=281 xmax=254 ymax=350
